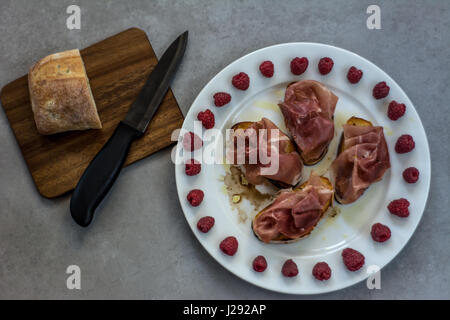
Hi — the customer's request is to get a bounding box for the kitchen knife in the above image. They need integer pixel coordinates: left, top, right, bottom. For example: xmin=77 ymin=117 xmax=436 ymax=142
xmin=70 ymin=31 xmax=188 ymax=227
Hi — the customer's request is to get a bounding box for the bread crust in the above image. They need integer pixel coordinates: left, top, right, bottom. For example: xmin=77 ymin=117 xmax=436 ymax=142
xmin=28 ymin=49 xmax=102 ymax=135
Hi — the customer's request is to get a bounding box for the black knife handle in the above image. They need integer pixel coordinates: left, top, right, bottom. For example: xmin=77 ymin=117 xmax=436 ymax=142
xmin=70 ymin=122 xmax=142 ymax=227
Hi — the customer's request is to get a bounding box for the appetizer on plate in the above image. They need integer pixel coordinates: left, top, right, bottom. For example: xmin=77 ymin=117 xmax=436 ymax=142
xmin=252 ymin=174 xmax=333 ymax=243
xmin=331 ymin=117 xmax=391 ymax=204
xmin=28 ymin=49 xmax=102 ymax=135
xmin=229 ymin=117 xmax=303 ymax=189
xmin=279 ymin=80 xmax=338 ymax=165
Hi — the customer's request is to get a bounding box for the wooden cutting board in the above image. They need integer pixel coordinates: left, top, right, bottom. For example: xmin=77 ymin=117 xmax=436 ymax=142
xmin=0 ymin=28 xmax=184 ymax=198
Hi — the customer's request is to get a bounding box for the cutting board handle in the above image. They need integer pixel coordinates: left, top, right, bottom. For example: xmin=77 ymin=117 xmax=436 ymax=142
xmin=70 ymin=122 xmax=142 ymax=227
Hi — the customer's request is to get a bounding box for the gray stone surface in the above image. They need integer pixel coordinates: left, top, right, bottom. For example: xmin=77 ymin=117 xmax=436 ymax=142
xmin=0 ymin=0 xmax=449 ymax=299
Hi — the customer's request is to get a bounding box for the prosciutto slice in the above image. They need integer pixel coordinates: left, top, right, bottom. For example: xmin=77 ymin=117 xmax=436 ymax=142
xmin=331 ymin=124 xmax=391 ymax=204
xmin=229 ymin=118 xmax=303 ymax=186
xmin=279 ymin=80 xmax=338 ymax=163
xmin=253 ymin=174 xmax=333 ymax=243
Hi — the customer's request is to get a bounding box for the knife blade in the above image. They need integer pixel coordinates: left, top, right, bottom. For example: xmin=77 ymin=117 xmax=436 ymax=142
xmin=123 ymin=31 xmax=188 ymax=132
xmin=70 ymin=31 xmax=188 ymax=227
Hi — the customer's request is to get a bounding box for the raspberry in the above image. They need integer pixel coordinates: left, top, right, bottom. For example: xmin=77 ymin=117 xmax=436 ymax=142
xmin=185 ymin=159 xmax=201 ymax=176
xmin=259 ymin=61 xmax=274 ymax=78
xmin=371 ymin=223 xmax=391 ymax=242
xmin=387 ymin=101 xmax=406 ymax=120
xmin=312 ymin=262 xmax=332 ymax=281
xmin=395 ymin=134 xmax=415 ymax=153
xmin=388 ymin=198 xmax=410 ymax=217
xmin=347 ymin=66 xmax=363 ymax=84
xmin=220 ymin=236 xmax=238 ymax=256
xmin=197 ymin=109 xmax=215 ymax=129
xmin=232 ymin=72 xmax=250 ymax=90
xmin=213 ymin=92 xmax=231 ymax=107
xmin=183 ymin=132 xmax=203 ymax=151
xmin=281 ymin=259 xmax=298 ymax=277
xmin=342 ymin=248 xmax=365 ymax=272
xmin=252 ymin=255 xmax=268 ymax=272
xmin=403 ymin=167 xmax=420 ymax=183
xmin=197 ymin=216 xmax=215 ymax=233
xmin=373 ymin=81 xmax=390 ymax=99
xmin=187 ymin=189 xmax=204 ymax=207
xmin=290 ymin=57 xmax=309 ymax=75
xmin=318 ymin=57 xmax=334 ymax=75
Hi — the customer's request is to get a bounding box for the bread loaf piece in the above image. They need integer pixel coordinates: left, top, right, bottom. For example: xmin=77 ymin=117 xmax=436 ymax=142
xmin=28 ymin=49 xmax=102 ymax=135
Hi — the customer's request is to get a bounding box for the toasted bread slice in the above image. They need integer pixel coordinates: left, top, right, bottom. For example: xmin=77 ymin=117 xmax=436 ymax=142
xmin=302 ymin=146 xmax=329 ymax=166
xmin=252 ymin=176 xmax=333 ymax=244
xmin=230 ymin=121 xmax=299 ymax=188
xmin=335 ymin=117 xmax=373 ymax=203
xmin=284 ymin=82 xmax=332 ymax=166
xmin=337 ymin=116 xmax=372 ymax=155
xmin=231 ymin=121 xmax=253 ymax=131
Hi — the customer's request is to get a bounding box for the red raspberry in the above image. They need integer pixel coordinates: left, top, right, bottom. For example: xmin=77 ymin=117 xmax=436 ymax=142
xmin=281 ymin=259 xmax=298 ymax=277
xmin=197 ymin=109 xmax=215 ymax=129
xmin=342 ymin=248 xmax=365 ymax=272
xmin=197 ymin=216 xmax=215 ymax=233
xmin=388 ymin=198 xmax=410 ymax=217
xmin=318 ymin=57 xmax=334 ymax=75
xmin=213 ymin=92 xmax=231 ymax=107
xmin=371 ymin=223 xmax=391 ymax=242
xmin=220 ymin=236 xmax=238 ymax=256
xmin=373 ymin=81 xmax=390 ymax=99
xmin=183 ymin=132 xmax=203 ymax=151
xmin=290 ymin=57 xmax=309 ymax=75
xmin=403 ymin=167 xmax=420 ymax=183
xmin=185 ymin=159 xmax=201 ymax=176
xmin=347 ymin=66 xmax=363 ymax=84
xmin=387 ymin=101 xmax=406 ymax=120
xmin=259 ymin=60 xmax=274 ymax=78
xmin=232 ymin=72 xmax=250 ymax=90
xmin=187 ymin=189 xmax=204 ymax=207
xmin=395 ymin=134 xmax=415 ymax=153
xmin=252 ymin=255 xmax=268 ymax=272
xmin=312 ymin=262 xmax=332 ymax=281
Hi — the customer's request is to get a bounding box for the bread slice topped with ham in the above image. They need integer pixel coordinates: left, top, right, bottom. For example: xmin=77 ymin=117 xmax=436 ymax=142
xmin=229 ymin=118 xmax=303 ymax=188
xmin=279 ymin=80 xmax=338 ymax=165
xmin=331 ymin=117 xmax=391 ymax=204
xmin=252 ymin=174 xmax=333 ymax=244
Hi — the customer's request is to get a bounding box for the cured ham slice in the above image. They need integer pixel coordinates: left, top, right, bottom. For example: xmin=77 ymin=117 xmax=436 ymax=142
xmin=229 ymin=118 xmax=303 ymax=187
xmin=279 ymin=80 xmax=338 ymax=164
xmin=252 ymin=174 xmax=333 ymax=243
xmin=331 ymin=122 xmax=391 ymax=204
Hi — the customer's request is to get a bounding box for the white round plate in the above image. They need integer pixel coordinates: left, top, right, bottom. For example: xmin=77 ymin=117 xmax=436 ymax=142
xmin=175 ymin=43 xmax=430 ymax=294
